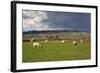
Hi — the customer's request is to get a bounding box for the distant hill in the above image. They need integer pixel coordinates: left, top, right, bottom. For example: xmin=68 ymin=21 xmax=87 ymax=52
xmin=23 ymin=30 xmax=90 ymax=34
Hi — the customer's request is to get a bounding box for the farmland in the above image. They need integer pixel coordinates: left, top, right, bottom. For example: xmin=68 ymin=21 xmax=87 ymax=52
xmin=22 ymin=10 xmax=91 ymax=63
xmin=22 ymin=40 xmax=91 ymax=63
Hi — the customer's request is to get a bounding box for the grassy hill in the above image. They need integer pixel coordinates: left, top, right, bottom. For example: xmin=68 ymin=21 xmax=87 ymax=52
xmin=22 ymin=40 xmax=90 ymax=63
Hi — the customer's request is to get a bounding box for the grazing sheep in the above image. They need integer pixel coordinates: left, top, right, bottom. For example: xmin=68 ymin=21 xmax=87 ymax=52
xmin=73 ymin=41 xmax=77 ymax=45
xmin=80 ymin=40 xmax=83 ymax=44
xmin=30 ymin=38 xmax=34 ymax=42
xmin=61 ymin=40 xmax=65 ymax=43
xmin=31 ymin=39 xmax=33 ymax=42
xmin=31 ymin=38 xmax=36 ymax=42
xmin=33 ymin=42 xmax=41 ymax=48
xmin=44 ymin=40 xmax=48 ymax=43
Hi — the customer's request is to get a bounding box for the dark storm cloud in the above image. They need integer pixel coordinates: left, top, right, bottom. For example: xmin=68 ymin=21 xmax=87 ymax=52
xmin=23 ymin=10 xmax=91 ymax=32
xmin=46 ymin=11 xmax=91 ymax=31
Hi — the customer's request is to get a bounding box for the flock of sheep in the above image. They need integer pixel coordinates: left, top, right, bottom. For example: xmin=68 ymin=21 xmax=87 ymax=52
xmin=59 ymin=40 xmax=83 ymax=45
xmin=32 ymin=39 xmax=84 ymax=48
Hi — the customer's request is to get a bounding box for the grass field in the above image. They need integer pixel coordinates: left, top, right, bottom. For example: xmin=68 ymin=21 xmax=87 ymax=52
xmin=22 ymin=40 xmax=91 ymax=63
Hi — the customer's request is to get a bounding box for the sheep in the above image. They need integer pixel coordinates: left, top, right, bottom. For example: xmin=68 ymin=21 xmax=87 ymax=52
xmin=61 ymin=40 xmax=65 ymax=43
xmin=44 ymin=40 xmax=48 ymax=43
xmin=73 ymin=41 xmax=77 ymax=45
xmin=80 ymin=40 xmax=83 ymax=44
xmin=31 ymin=39 xmax=33 ymax=42
xmin=31 ymin=38 xmax=36 ymax=42
xmin=30 ymin=38 xmax=34 ymax=42
xmin=33 ymin=42 xmax=41 ymax=48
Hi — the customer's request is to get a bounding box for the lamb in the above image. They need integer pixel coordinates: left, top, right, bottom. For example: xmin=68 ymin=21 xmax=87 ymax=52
xmin=44 ymin=40 xmax=48 ymax=43
xmin=33 ymin=42 xmax=41 ymax=48
xmin=61 ymin=40 xmax=65 ymax=43
xmin=73 ymin=41 xmax=77 ymax=45
xmin=31 ymin=38 xmax=36 ymax=42
xmin=80 ymin=40 xmax=83 ymax=44
xmin=30 ymin=38 xmax=34 ymax=42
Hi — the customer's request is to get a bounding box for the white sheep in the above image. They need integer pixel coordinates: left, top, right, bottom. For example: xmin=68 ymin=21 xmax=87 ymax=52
xmin=44 ymin=40 xmax=48 ymax=43
xmin=73 ymin=41 xmax=77 ymax=45
xmin=80 ymin=40 xmax=83 ymax=44
xmin=30 ymin=38 xmax=34 ymax=42
xmin=61 ymin=40 xmax=65 ymax=43
xmin=33 ymin=42 xmax=41 ymax=48
xmin=31 ymin=39 xmax=33 ymax=42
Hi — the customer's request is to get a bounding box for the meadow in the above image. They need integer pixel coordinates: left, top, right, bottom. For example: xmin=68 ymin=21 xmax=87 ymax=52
xmin=22 ymin=40 xmax=91 ymax=63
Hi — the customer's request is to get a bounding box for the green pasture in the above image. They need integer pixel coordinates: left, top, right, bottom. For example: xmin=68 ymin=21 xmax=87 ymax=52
xmin=22 ymin=40 xmax=91 ymax=63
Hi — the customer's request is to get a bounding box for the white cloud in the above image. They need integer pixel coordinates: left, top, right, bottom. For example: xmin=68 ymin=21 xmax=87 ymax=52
xmin=23 ymin=10 xmax=48 ymax=31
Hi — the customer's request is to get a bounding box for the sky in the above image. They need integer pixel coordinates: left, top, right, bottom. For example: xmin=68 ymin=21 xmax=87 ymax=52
xmin=22 ymin=10 xmax=91 ymax=32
